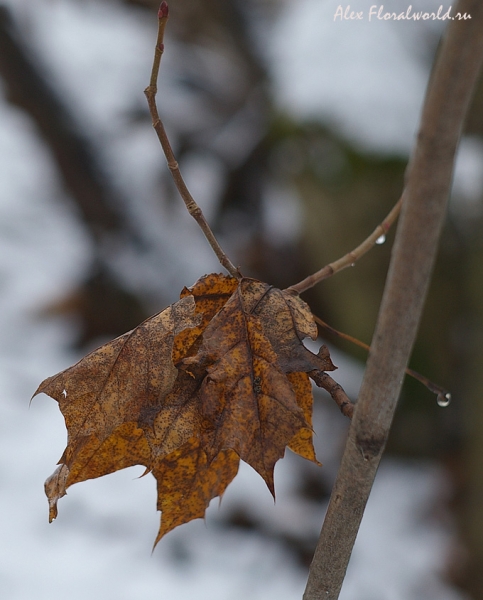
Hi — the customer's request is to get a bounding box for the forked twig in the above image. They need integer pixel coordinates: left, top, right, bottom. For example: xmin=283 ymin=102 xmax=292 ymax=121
xmin=144 ymin=3 xmax=241 ymax=279
xmin=288 ymin=196 xmax=403 ymax=294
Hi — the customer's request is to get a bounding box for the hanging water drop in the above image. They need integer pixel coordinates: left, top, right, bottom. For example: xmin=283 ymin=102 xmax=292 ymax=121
xmin=375 ymin=233 xmax=386 ymax=245
xmin=437 ymin=392 xmax=451 ymax=407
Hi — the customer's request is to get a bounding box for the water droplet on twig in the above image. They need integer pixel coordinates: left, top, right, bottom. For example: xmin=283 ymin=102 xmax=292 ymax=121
xmin=437 ymin=392 xmax=451 ymax=407
xmin=375 ymin=233 xmax=386 ymax=245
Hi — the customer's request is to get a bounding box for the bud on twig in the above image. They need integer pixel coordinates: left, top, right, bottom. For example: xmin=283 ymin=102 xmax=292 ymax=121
xmin=158 ymin=2 xmax=169 ymax=19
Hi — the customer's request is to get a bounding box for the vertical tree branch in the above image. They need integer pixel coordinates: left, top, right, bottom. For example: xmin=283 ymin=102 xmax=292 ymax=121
xmin=304 ymin=2 xmax=483 ymax=598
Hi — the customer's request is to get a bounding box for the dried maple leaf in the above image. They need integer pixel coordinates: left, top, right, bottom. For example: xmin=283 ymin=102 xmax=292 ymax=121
xmin=35 ymin=273 xmax=345 ymax=543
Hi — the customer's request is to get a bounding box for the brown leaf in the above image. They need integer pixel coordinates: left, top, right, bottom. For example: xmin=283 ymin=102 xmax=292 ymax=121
xmin=152 ymin=437 xmax=239 ymax=544
xmin=35 ymin=273 xmax=343 ymax=541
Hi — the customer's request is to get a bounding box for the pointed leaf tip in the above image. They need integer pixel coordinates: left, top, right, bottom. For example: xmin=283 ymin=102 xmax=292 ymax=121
xmin=45 ymin=464 xmax=69 ymax=523
xmin=158 ymin=2 xmax=169 ymax=18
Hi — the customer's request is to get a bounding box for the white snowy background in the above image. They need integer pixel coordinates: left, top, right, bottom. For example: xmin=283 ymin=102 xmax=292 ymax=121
xmin=1 ymin=0 xmax=480 ymax=598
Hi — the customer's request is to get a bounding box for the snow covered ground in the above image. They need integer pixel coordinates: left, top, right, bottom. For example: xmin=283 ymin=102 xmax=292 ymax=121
xmin=0 ymin=1 xmax=473 ymax=598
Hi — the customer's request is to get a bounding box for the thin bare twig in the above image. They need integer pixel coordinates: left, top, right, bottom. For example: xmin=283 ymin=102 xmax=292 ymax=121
xmin=310 ymin=370 xmax=354 ymax=419
xmin=288 ymin=197 xmax=402 ymax=295
xmin=314 ymin=315 xmax=451 ymax=404
xmin=304 ymin=1 xmax=483 ymax=598
xmin=144 ymin=3 xmax=241 ymax=279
